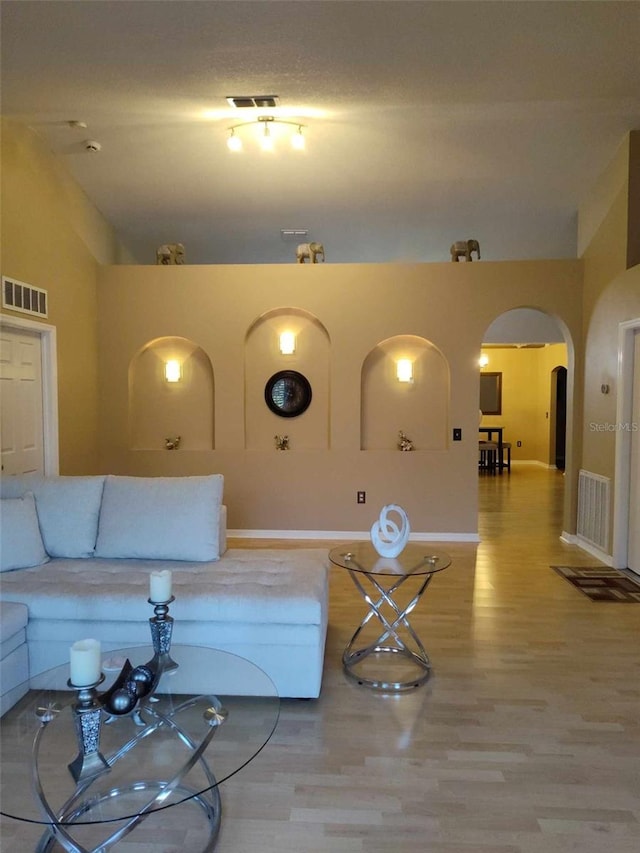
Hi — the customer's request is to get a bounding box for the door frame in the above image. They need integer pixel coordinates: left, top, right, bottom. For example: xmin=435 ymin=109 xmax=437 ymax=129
xmin=550 ymin=365 xmax=567 ymax=469
xmin=0 ymin=313 xmax=59 ymax=476
xmin=612 ymin=316 xmax=640 ymax=569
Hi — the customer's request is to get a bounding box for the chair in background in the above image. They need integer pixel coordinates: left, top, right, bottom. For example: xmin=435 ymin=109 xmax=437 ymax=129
xmin=478 ymin=441 xmax=498 ymax=473
xmin=500 ymin=442 xmax=512 ymax=472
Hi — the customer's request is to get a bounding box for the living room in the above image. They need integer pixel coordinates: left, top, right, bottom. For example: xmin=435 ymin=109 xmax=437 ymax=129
xmin=1 ymin=2 xmax=640 ymax=851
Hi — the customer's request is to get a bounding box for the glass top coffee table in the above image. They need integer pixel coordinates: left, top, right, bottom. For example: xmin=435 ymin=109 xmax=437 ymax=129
xmin=329 ymin=542 xmax=451 ymax=691
xmin=0 ymin=645 xmax=279 ymax=853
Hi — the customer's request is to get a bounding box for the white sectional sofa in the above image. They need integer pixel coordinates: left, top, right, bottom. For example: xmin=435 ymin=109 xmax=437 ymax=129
xmin=0 ymin=474 xmax=329 ymax=710
xmin=0 ymin=600 xmax=29 ymax=716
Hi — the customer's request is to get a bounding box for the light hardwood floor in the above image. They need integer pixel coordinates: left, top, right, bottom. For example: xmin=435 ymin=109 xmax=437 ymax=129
xmin=3 ymin=465 xmax=639 ymax=852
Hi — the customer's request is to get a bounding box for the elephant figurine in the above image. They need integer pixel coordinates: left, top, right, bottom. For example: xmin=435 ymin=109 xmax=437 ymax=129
xmin=450 ymin=239 xmax=481 ymax=262
xmin=296 ymin=242 xmax=325 ymax=263
xmin=156 ymin=243 xmax=185 ymax=265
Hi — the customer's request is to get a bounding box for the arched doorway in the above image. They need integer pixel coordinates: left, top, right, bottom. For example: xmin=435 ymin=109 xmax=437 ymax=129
xmin=480 ymin=308 xmax=570 ymax=470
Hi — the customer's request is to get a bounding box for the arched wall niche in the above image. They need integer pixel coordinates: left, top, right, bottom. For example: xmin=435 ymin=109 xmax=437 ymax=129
xmin=244 ymin=307 xmax=330 ymax=450
xmin=361 ymin=335 xmax=449 ymax=451
xmin=129 ymin=336 xmax=214 ymax=450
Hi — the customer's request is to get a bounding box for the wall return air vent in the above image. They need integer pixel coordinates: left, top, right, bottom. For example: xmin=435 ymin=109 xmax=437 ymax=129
xmin=2 ymin=276 xmax=48 ymax=318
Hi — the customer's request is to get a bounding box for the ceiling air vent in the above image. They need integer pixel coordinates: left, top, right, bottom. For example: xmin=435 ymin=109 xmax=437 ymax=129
xmin=2 ymin=276 xmax=48 ymax=318
xmin=281 ymin=229 xmax=309 ymax=241
xmin=226 ymin=95 xmax=279 ymax=108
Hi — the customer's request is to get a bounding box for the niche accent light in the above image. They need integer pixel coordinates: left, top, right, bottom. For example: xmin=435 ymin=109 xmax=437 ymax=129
xmin=479 ymin=354 xmax=489 ymax=368
xmin=227 ymin=116 xmax=307 ymax=153
xmin=279 ymin=331 xmax=296 ymax=355
xmin=165 ymin=360 xmax=182 ymax=383
xmin=396 ymin=359 xmax=413 ymax=383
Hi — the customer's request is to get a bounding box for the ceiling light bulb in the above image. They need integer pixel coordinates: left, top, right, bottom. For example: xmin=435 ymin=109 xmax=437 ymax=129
xmin=260 ymin=123 xmax=274 ymax=152
xmin=291 ymin=127 xmax=305 ymax=150
xmin=227 ymin=130 xmax=242 ymax=152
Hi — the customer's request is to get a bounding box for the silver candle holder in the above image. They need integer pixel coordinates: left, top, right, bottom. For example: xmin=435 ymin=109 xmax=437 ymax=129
xmin=67 ymin=595 xmax=181 ymax=781
xmin=148 ymin=596 xmax=179 ymax=674
xmin=67 ymin=674 xmax=110 ymax=783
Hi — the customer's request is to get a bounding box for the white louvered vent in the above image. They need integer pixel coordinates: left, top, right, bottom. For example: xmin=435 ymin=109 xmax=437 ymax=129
xmin=577 ymin=469 xmax=610 ymax=551
xmin=2 ymin=276 xmax=48 ymax=318
xmin=226 ymin=95 xmax=279 ymax=108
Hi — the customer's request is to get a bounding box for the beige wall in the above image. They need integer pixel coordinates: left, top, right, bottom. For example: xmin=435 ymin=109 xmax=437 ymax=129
xmin=479 ymin=344 xmax=568 ymax=465
xmin=97 ymin=262 xmax=582 ymax=535
xmin=2 ymin=119 xmax=594 ymax=539
xmin=579 ymin=131 xmax=640 ymax=552
xmin=580 ymin=131 xmax=640 ymax=482
xmin=581 ymin=266 xmax=640 ymax=479
xmin=627 ymin=131 xmax=640 ymax=269
xmin=0 ymin=120 xmax=132 ymax=473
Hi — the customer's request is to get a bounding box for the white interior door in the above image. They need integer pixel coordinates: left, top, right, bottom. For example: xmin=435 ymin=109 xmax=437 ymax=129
xmin=0 ymin=327 xmax=44 ymax=476
xmin=627 ymin=330 xmax=640 ymax=574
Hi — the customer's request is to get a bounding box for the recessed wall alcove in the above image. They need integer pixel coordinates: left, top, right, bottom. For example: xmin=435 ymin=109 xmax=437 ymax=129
xmin=361 ymin=335 xmax=449 ymax=450
xmin=244 ymin=308 xmax=330 ymax=450
xmin=129 ymin=336 xmax=214 ymax=450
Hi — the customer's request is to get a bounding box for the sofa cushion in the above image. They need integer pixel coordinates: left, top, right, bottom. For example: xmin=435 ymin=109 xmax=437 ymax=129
xmin=0 ymin=474 xmax=44 ymax=499
xmin=0 ymin=549 xmax=327 ymax=624
xmin=0 ymin=494 xmax=49 ymax=572
xmin=0 ymin=601 xmax=29 ymax=644
xmin=95 ymin=475 xmax=224 ymax=561
xmin=34 ymin=476 xmax=106 ymax=558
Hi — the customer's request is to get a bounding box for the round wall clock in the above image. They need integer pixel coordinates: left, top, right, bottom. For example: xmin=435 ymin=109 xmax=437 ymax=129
xmin=264 ymin=370 xmax=312 ymax=418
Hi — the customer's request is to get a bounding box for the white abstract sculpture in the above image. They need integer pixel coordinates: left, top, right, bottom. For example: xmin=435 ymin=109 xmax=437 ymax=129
xmin=370 ymin=504 xmax=410 ymax=558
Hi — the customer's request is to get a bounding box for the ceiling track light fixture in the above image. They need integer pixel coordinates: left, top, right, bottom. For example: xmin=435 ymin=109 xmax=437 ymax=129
xmin=227 ymin=116 xmax=307 ymax=152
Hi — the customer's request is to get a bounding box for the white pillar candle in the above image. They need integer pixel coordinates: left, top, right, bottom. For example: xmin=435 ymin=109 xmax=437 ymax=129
xmin=69 ymin=638 xmax=102 ymax=686
xmin=150 ymin=569 xmax=172 ymax=602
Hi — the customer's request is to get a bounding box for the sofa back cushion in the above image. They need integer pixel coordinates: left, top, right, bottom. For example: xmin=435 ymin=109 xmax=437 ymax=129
xmin=34 ymin=476 xmax=106 ymax=558
xmin=95 ymin=475 xmax=224 ymax=561
xmin=0 ymin=493 xmax=49 ymax=572
xmin=0 ymin=475 xmax=106 ymax=558
xmin=0 ymin=474 xmax=44 ymax=499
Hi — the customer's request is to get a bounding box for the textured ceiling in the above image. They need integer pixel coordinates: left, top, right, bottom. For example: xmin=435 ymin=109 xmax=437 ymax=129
xmin=2 ymin=1 xmax=639 ymax=265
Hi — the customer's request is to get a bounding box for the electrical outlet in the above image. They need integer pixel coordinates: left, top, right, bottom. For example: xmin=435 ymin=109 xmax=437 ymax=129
xmin=357 ymin=491 xmax=366 ymax=504
xmin=517 ymin=440 xmax=522 ymax=447
xmin=453 ymin=428 xmax=462 ymax=441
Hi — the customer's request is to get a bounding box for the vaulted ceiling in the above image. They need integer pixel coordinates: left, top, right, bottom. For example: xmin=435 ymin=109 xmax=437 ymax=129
xmin=2 ymin=1 xmax=639 ymax=265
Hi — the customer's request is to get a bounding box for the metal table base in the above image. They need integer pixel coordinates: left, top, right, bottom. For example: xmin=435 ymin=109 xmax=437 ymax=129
xmin=342 ymin=568 xmax=436 ymax=691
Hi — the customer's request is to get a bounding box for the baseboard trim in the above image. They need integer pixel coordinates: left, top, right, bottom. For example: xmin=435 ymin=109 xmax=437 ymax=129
xmin=576 ymin=536 xmax=614 ymax=566
xmin=560 ymin=531 xmax=613 ymax=566
xmin=560 ymin=531 xmax=577 ymax=545
xmin=514 ymin=460 xmax=560 ymax=469
xmin=228 ymin=529 xmax=480 ymax=543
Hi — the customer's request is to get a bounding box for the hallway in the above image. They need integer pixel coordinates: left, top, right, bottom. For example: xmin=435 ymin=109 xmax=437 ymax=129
xmin=224 ymin=467 xmax=640 ymax=851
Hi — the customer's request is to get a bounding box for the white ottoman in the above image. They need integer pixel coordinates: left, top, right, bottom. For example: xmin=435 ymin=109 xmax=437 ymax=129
xmin=0 ymin=601 xmax=29 ymax=716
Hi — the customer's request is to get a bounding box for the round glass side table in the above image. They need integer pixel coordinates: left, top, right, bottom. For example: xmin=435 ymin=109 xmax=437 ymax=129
xmin=329 ymin=543 xmax=451 ymax=691
xmin=0 ymin=645 xmax=279 ymax=853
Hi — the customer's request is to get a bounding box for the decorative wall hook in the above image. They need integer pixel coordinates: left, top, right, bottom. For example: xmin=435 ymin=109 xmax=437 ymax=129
xmin=274 ymin=434 xmax=290 ymax=450
xmin=165 ymin=436 xmax=181 ymax=450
